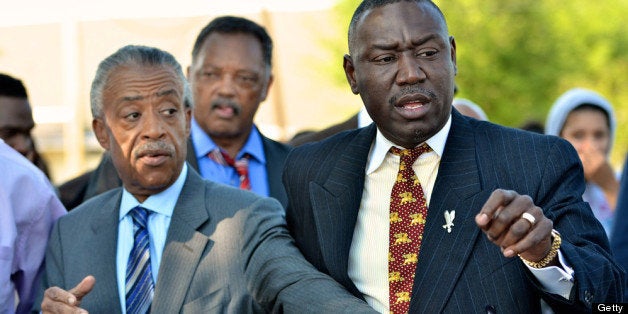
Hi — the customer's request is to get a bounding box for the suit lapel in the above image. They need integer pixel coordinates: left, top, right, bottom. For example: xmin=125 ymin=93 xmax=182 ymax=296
xmin=311 ymin=125 xmax=376 ymax=296
xmin=262 ymin=136 xmax=291 ymax=207
xmin=409 ymin=111 xmax=490 ymax=312
xmin=185 ymin=138 xmax=199 ymax=171
xmin=152 ymin=168 xmax=211 ymax=313
xmin=89 ymin=190 xmax=124 ymax=308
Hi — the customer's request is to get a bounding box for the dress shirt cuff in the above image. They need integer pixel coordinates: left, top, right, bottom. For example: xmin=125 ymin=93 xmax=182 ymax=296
xmin=525 ymin=249 xmax=574 ymax=299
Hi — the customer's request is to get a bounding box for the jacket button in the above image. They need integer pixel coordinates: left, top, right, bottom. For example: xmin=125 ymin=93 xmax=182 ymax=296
xmin=485 ymin=305 xmax=496 ymax=314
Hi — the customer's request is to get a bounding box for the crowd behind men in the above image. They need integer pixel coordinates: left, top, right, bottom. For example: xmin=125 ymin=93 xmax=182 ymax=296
xmin=1 ymin=0 xmax=627 ymax=313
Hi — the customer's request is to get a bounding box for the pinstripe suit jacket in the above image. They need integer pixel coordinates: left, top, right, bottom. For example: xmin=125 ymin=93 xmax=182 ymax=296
xmin=282 ymin=110 xmax=623 ymax=313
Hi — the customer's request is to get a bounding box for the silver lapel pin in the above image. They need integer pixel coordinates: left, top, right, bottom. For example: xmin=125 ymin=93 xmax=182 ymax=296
xmin=442 ymin=210 xmax=455 ymax=233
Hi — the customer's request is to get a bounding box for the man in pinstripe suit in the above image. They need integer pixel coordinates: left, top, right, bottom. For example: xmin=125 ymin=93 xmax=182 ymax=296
xmin=270 ymin=1 xmax=624 ymax=313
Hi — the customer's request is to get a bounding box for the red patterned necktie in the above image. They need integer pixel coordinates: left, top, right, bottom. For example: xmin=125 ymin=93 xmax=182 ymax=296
xmin=388 ymin=144 xmax=431 ymax=314
xmin=208 ymin=149 xmax=251 ymax=190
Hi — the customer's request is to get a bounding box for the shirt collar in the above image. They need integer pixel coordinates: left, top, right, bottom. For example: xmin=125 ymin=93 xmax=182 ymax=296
xmin=119 ymin=162 xmax=188 ymax=220
xmin=357 ymin=107 xmax=373 ymax=128
xmin=190 ymin=117 xmax=265 ymax=163
xmin=366 ymin=114 xmax=452 ymax=174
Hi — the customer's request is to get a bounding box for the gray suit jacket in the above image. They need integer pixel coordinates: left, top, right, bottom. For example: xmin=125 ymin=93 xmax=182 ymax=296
xmin=282 ymin=110 xmax=624 ymax=313
xmin=38 ymin=167 xmax=374 ymax=313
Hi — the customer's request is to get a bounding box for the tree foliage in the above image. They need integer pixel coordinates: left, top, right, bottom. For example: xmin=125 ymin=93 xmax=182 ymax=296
xmin=318 ymin=0 xmax=627 ymax=164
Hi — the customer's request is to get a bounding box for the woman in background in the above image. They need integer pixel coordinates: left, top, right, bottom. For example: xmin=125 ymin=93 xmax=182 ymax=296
xmin=546 ymin=87 xmax=619 ymax=238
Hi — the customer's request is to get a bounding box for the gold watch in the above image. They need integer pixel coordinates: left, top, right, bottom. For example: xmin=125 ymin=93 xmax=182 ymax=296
xmin=519 ymin=229 xmax=561 ymax=268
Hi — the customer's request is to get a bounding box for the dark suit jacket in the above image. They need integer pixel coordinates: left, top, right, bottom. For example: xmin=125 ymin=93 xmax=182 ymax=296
xmin=58 ymin=133 xmax=291 ymax=209
xmin=38 ymin=167 xmax=375 ymax=313
xmin=288 ymin=113 xmax=359 ymax=147
xmin=610 ymin=154 xmax=628 ymax=300
xmin=282 ymin=110 xmax=624 ymax=313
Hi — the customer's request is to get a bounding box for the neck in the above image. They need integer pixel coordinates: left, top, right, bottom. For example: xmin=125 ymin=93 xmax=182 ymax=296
xmin=213 ymin=136 xmax=247 ymax=159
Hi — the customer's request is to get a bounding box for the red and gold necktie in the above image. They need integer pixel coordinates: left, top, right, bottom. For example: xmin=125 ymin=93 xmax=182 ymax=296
xmin=208 ymin=149 xmax=251 ymax=190
xmin=388 ymin=144 xmax=431 ymax=314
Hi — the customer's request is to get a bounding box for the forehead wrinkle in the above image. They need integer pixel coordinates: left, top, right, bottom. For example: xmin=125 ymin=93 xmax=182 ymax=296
xmin=156 ymin=88 xmax=178 ymax=97
xmin=371 ymin=33 xmax=440 ymax=52
xmin=120 ymin=88 xmax=179 ymax=103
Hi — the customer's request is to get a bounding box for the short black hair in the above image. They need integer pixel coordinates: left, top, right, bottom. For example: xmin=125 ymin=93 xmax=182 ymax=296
xmin=191 ymin=16 xmax=273 ymax=68
xmin=0 ymin=73 xmax=28 ymax=98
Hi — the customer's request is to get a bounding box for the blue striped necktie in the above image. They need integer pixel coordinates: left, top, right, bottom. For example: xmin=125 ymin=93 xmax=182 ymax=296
xmin=126 ymin=206 xmax=154 ymax=314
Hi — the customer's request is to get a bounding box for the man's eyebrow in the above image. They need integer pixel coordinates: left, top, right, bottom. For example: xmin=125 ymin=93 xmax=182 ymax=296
xmin=120 ymin=89 xmax=177 ymax=102
xmin=371 ymin=34 xmax=440 ymax=50
xmin=411 ymin=34 xmax=439 ymax=46
xmin=156 ymin=89 xmax=177 ymax=97
xmin=121 ymin=95 xmax=144 ymax=102
xmin=371 ymin=41 xmax=399 ymax=50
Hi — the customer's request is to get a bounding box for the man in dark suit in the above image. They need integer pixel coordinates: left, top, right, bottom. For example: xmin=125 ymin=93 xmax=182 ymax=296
xmin=274 ymin=1 xmax=624 ymax=313
xmin=58 ymin=16 xmax=291 ymax=210
xmin=37 ymin=45 xmax=374 ymax=313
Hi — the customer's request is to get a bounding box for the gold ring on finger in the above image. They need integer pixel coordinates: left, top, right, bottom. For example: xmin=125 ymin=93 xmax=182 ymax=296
xmin=521 ymin=212 xmax=536 ymax=226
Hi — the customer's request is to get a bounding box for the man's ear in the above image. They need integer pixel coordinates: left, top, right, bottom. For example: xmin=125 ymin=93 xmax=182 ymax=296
xmin=92 ymin=118 xmax=110 ymax=150
xmin=449 ymin=36 xmax=458 ymax=76
xmin=260 ymin=73 xmax=273 ymax=101
xmin=343 ymin=54 xmax=359 ymax=95
xmin=184 ymin=107 xmax=192 ymax=137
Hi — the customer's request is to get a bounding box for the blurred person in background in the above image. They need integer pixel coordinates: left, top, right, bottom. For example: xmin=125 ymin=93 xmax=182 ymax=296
xmin=0 ymin=139 xmax=65 ymax=313
xmin=452 ymin=97 xmax=488 ymax=121
xmin=519 ymin=120 xmax=545 ymax=134
xmin=186 ymin=15 xmax=291 ymax=205
xmin=545 ymin=87 xmax=619 ymax=238
xmin=0 ymin=73 xmax=52 ymax=179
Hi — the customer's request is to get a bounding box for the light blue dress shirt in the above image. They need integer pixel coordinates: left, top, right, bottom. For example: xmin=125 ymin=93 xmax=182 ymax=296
xmin=115 ymin=163 xmax=188 ymax=313
xmin=190 ymin=117 xmax=269 ymax=197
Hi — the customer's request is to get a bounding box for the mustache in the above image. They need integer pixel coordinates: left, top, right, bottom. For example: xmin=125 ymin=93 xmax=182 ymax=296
xmin=389 ymin=86 xmax=438 ymax=106
xmin=133 ymin=141 xmax=175 ymax=159
xmin=211 ymin=99 xmax=241 ymax=115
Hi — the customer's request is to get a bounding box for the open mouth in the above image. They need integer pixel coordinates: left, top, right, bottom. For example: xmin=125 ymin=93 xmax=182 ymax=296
xmin=137 ymin=150 xmax=171 ymax=166
xmin=394 ymin=94 xmax=431 ymax=119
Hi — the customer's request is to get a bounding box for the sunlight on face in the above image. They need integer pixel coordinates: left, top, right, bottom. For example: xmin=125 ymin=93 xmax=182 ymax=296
xmin=94 ymin=64 xmax=191 ymax=202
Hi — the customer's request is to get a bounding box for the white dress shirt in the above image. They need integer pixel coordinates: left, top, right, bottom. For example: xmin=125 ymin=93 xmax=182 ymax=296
xmin=347 ymin=115 xmax=574 ymax=312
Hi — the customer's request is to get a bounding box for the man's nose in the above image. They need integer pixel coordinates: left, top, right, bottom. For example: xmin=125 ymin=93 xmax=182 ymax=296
xmin=395 ymin=54 xmax=426 ymax=85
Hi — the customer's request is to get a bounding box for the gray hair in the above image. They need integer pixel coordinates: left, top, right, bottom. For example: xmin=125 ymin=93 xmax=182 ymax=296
xmin=90 ymin=45 xmax=193 ymax=119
